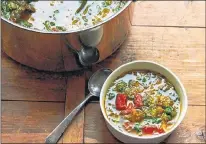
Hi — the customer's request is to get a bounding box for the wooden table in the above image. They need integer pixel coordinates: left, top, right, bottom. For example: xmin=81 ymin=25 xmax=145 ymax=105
xmin=1 ymin=1 xmax=205 ymax=143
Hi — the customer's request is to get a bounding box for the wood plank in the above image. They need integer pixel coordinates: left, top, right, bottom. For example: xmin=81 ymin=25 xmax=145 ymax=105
xmin=132 ymin=1 xmax=205 ymax=27
xmin=61 ymin=73 xmax=85 ymax=143
xmin=1 ymin=52 xmax=67 ymax=102
xmin=84 ymin=103 xmax=120 ymax=143
xmin=1 ymin=101 xmax=65 ymax=143
xmin=84 ymin=103 xmax=205 ymax=143
xmin=95 ymin=26 xmax=205 ymax=105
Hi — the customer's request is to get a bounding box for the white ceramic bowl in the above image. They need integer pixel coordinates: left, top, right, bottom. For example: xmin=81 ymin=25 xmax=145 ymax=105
xmin=100 ymin=61 xmax=188 ymax=143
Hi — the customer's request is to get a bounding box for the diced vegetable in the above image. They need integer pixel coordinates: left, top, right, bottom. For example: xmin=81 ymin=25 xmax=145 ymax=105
xmin=134 ymin=123 xmax=141 ymax=132
xmin=115 ymin=94 xmax=127 ymax=110
xmin=142 ymin=126 xmax=156 ymax=134
xmin=128 ymin=80 xmax=139 ymax=88
xmin=54 ymin=10 xmax=59 ymax=14
xmin=124 ymin=87 xmax=139 ymax=100
xmin=19 ymin=20 xmax=33 ymax=28
xmin=43 ymin=20 xmax=51 ymax=30
xmin=56 ymin=26 xmax=66 ymax=31
xmin=114 ymin=80 xmax=127 ymax=92
xmin=142 ymin=125 xmax=165 ymax=134
xmin=123 ymin=122 xmax=133 ymax=132
xmin=161 ymin=113 xmax=172 ymax=122
xmin=156 ymin=127 xmax=165 ymax=134
xmin=125 ymin=109 xmax=145 ymax=122
xmin=156 ymin=106 xmax=164 ymax=116
xmin=152 ymin=118 xmax=162 ymax=124
xmin=144 ymin=96 xmax=156 ymax=107
xmin=75 ymin=0 xmax=87 ymax=14
xmin=142 ymin=77 xmax=146 ymax=82
xmin=165 ymin=106 xmax=173 ymax=115
xmin=120 ymin=103 xmax=134 ymax=115
xmin=105 ymin=0 xmax=112 ymax=6
xmin=171 ymin=109 xmax=177 ymax=117
xmin=156 ymin=95 xmax=174 ymax=107
xmin=134 ymin=94 xmax=143 ymax=108
xmin=50 ymin=22 xmax=55 ymax=26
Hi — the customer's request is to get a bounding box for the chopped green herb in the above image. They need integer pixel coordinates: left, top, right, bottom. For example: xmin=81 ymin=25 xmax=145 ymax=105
xmin=134 ymin=123 xmax=141 ymax=133
xmin=54 ymin=10 xmax=59 ymax=14
xmin=108 ymin=93 xmax=115 ymax=100
xmin=18 ymin=20 xmax=33 ymax=28
xmin=56 ymin=26 xmax=66 ymax=31
xmin=142 ymin=77 xmax=146 ymax=82
xmin=43 ymin=20 xmax=51 ymax=30
xmin=50 ymin=21 xmax=55 ymax=26
xmin=152 ymin=118 xmax=162 ymax=124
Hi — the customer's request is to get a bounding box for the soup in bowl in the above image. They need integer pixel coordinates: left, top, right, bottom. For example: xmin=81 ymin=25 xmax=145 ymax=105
xmin=100 ymin=61 xmax=187 ymax=143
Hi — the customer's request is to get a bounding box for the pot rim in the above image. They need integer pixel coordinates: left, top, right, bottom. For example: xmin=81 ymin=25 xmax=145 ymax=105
xmin=1 ymin=1 xmax=132 ymax=34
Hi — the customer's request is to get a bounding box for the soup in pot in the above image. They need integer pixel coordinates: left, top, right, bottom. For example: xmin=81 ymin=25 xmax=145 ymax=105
xmin=1 ymin=0 xmax=127 ymax=32
xmin=104 ymin=70 xmax=181 ymax=136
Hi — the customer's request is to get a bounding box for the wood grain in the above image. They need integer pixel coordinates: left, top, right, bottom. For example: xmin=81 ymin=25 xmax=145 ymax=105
xmin=84 ymin=103 xmax=205 ymax=143
xmin=1 ymin=52 xmax=67 ymax=102
xmin=132 ymin=1 xmax=205 ymax=27
xmin=84 ymin=103 xmax=120 ymax=143
xmin=95 ymin=26 xmax=205 ymax=106
xmin=1 ymin=101 xmax=65 ymax=143
xmin=61 ymin=73 xmax=85 ymax=143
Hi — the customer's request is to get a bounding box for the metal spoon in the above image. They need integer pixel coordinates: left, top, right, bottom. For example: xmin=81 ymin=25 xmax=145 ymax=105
xmin=45 ymin=68 xmax=112 ymax=143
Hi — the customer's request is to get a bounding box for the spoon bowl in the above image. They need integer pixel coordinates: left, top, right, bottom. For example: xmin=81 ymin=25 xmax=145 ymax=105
xmin=89 ymin=68 xmax=112 ymax=96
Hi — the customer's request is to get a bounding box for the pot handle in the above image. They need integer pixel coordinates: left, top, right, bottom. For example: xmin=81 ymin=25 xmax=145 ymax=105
xmin=77 ymin=45 xmax=100 ymax=67
xmin=62 ymin=35 xmax=100 ymax=67
xmin=63 ymin=26 xmax=103 ymax=67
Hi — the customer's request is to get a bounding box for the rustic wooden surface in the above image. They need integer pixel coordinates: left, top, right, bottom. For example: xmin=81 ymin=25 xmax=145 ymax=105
xmin=1 ymin=1 xmax=205 ymax=143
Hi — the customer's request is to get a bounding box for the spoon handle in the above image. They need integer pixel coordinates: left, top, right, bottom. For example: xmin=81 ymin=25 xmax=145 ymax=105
xmin=45 ymin=93 xmax=93 ymax=143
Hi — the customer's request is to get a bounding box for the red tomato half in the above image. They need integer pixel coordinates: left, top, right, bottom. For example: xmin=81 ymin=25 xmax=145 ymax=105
xmin=116 ymin=94 xmax=127 ymax=110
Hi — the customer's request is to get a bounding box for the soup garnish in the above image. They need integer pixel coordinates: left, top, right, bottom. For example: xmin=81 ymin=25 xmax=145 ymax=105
xmin=1 ymin=0 xmax=127 ymax=32
xmin=104 ymin=71 xmax=180 ymax=136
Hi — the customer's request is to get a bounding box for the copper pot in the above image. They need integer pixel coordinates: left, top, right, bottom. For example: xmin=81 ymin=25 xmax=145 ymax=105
xmin=1 ymin=1 xmax=134 ymax=72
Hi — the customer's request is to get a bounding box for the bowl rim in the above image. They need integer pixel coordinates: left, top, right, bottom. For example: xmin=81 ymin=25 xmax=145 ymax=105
xmin=100 ymin=60 xmax=188 ymax=139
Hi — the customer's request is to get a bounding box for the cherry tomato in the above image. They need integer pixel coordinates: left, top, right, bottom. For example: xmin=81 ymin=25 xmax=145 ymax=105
xmin=116 ymin=94 xmax=127 ymax=110
xmin=120 ymin=103 xmax=134 ymax=115
xmin=134 ymin=94 xmax=143 ymax=108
